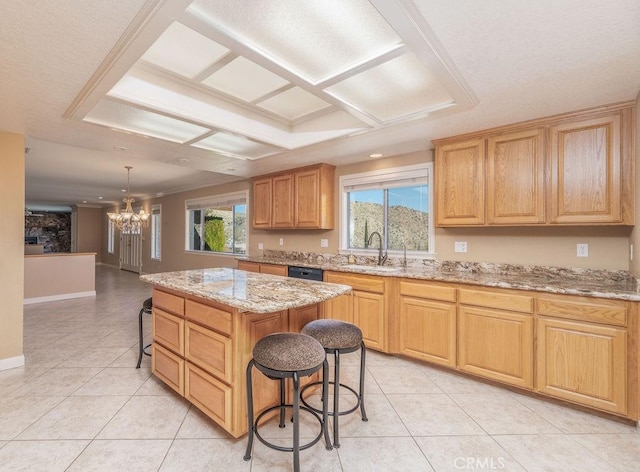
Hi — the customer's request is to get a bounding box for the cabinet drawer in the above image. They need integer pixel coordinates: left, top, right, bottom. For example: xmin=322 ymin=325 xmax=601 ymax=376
xmin=458 ymin=288 xmax=533 ymax=313
xmin=186 ymin=299 xmax=232 ymax=335
xmin=153 ymin=308 xmax=184 ymax=355
xmin=399 ymin=280 xmax=456 ymax=302
xmin=537 ymin=296 xmax=627 ymax=327
xmin=153 ymin=289 xmax=184 ymax=316
xmin=152 ymin=343 xmax=184 ymax=395
xmin=325 ymin=272 xmax=384 ymax=293
xmin=186 ymin=363 xmax=232 ymax=432
xmin=185 ymin=322 xmax=232 ymax=383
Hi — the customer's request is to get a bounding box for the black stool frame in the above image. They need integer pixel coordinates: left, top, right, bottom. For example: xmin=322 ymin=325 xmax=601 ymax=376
xmin=244 ymin=358 xmax=332 ymax=472
xmin=136 ymin=300 xmax=153 ymax=369
xmin=301 ymin=340 xmax=368 ymax=448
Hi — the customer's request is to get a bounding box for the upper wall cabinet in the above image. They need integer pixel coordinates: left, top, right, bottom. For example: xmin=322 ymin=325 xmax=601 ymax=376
xmin=252 ymin=163 xmax=335 ymax=230
xmin=432 ymin=102 xmax=635 ymax=227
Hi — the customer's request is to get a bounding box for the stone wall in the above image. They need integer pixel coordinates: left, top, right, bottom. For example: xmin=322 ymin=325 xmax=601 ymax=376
xmin=25 ymin=212 xmax=71 ymax=253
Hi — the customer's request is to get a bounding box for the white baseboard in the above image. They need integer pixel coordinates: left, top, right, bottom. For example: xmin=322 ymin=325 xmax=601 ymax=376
xmin=24 ymin=290 xmax=96 ymax=305
xmin=0 ymin=354 xmax=25 ymax=371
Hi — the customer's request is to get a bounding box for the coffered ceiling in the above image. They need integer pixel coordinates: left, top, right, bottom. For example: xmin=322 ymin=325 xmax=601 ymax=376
xmin=1 ymin=0 xmax=639 ymax=210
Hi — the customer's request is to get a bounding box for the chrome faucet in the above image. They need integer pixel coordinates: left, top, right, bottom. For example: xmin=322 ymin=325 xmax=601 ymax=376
xmin=367 ymin=231 xmax=388 ymax=266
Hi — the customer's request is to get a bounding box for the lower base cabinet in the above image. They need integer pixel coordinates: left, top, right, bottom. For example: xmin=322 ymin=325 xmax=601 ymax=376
xmin=536 ymin=317 xmax=627 ymax=415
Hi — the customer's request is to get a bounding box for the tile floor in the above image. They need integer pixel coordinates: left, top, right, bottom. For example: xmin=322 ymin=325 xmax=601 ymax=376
xmin=1 ymin=265 xmax=640 ymax=471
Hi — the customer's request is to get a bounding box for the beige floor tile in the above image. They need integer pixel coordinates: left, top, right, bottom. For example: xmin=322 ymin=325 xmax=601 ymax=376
xmin=570 ymin=433 xmax=640 ymax=470
xmin=66 ymin=439 xmax=171 ymax=472
xmin=72 ymin=367 xmax=150 ymax=395
xmin=415 ymin=435 xmax=525 ymax=472
xmin=0 ymin=366 xmax=50 ymax=396
xmin=388 ymin=393 xmax=485 ymax=436
xmin=160 ymin=438 xmax=251 ymax=472
xmin=248 ymin=402 xmax=331 ymax=441
xmin=337 ymin=437 xmax=434 ymax=472
xmin=0 ymin=440 xmax=89 ymax=472
xmin=16 ymin=395 xmax=129 ymax=440
xmin=249 ymin=437 xmax=340 ymax=472
xmin=369 ymin=364 xmax=443 ymax=394
xmin=0 ymin=396 xmax=65 ymax=440
xmin=134 ymin=373 xmax=177 ymax=396
xmin=515 ymin=394 xmax=637 ymax=434
xmin=175 ymin=406 xmax=232 ymax=439
xmin=426 ymin=369 xmax=508 ymax=395
xmin=450 ymin=393 xmax=560 ymax=435
xmin=493 ymin=434 xmax=617 ymax=472
xmin=10 ymin=367 xmax=102 ymax=397
xmin=97 ymin=395 xmax=190 ymax=439
xmin=56 ymin=347 xmax=129 ymax=368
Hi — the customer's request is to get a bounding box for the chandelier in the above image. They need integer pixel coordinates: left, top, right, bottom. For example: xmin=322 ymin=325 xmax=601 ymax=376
xmin=107 ymin=166 xmax=149 ymax=232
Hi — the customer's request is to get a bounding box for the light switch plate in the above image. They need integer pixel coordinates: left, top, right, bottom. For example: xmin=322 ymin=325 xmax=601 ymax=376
xmin=258 ymin=243 xmax=264 ymax=250
xmin=279 ymin=238 xmax=284 ymax=246
xmin=320 ymin=239 xmax=328 ymax=248
xmin=577 ymin=243 xmax=588 ymax=257
xmin=454 ymin=241 xmax=467 ymax=253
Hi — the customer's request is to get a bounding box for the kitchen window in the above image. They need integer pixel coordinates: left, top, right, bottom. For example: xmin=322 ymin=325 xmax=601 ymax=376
xmin=150 ymin=204 xmax=161 ymax=260
xmin=340 ymin=162 xmax=434 ymax=256
xmin=185 ymin=191 xmax=248 ymax=255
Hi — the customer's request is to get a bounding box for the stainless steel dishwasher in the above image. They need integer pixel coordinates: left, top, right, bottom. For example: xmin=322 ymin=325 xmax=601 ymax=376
xmin=287 ymin=266 xmax=324 ymax=281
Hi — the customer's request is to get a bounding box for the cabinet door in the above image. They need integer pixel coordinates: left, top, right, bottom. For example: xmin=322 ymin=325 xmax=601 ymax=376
xmin=294 ymin=168 xmax=321 ymax=228
xmin=435 ymin=139 xmax=485 ymax=226
xmin=237 ymin=260 xmax=260 ymax=273
xmin=323 ymin=293 xmax=354 ymax=324
xmin=536 ymin=317 xmax=626 ymax=414
xmin=487 ymin=129 xmax=545 ymax=224
xmin=550 ymin=115 xmax=621 ymax=224
xmin=252 ymin=178 xmax=272 ymax=229
xmin=458 ymin=306 xmax=533 ymax=389
xmin=289 ymin=303 xmax=319 ymax=333
xmin=259 ymin=263 xmax=287 ymax=277
xmin=272 ymin=174 xmax=295 ymax=228
xmin=399 ymin=296 xmax=456 ymax=367
xmin=353 ymin=290 xmax=385 ymax=352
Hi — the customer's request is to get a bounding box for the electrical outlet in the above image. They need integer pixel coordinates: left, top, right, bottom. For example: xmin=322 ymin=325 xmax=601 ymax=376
xmin=279 ymin=238 xmax=284 ymax=246
xmin=454 ymin=241 xmax=467 ymax=253
xmin=320 ymin=239 xmax=328 ymax=248
xmin=258 ymin=243 xmax=263 ymax=250
xmin=577 ymin=243 xmax=589 ymax=257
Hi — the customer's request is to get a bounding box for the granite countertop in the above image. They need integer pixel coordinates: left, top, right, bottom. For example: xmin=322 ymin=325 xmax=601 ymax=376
xmin=140 ymin=268 xmax=351 ymax=313
xmin=242 ymin=252 xmax=640 ymax=302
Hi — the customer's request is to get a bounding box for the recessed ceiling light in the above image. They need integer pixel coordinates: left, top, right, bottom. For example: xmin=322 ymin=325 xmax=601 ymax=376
xmin=121 ymin=189 xmax=127 ymax=192
xmin=98 ymin=196 xmax=103 ymax=200
xmin=82 ymin=200 xmax=87 ymax=203
xmin=370 ymin=153 xmax=383 ymax=158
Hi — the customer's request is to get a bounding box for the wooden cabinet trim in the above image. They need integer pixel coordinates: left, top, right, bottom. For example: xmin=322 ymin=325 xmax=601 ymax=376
xmin=185 ymin=299 xmax=232 ymax=336
xmin=152 ymin=308 xmax=185 ymax=355
xmin=186 ymin=362 xmax=233 ymax=431
xmin=399 ymin=280 xmax=456 ymax=302
xmin=537 ymin=296 xmax=627 ymax=327
xmin=325 ymin=271 xmax=385 ymax=293
xmin=153 ymin=288 xmax=184 ymax=316
xmin=152 ymin=343 xmax=184 ymax=395
xmin=186 ymin=321 xmax=233 ymax=383
xmin=458 ymin=288 xmax=534 ymax=313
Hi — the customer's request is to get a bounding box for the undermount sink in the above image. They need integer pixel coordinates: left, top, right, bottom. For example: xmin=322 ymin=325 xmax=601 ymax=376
xmin=341 ymin=264 xmax=401 ymax=273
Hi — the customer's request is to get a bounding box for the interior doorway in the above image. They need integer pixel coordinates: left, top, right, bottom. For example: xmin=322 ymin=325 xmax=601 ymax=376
xmin=120 ymin=228 xmax=142 ymax=273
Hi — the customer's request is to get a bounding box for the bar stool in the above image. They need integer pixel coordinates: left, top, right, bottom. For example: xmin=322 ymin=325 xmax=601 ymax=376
xmin=301 ymin=319 xmax=368 ymax=448
xmin=135 ymin=297 xmax=153 ymax=369
xmin=244 ymin=332 xmax=332 ymax=472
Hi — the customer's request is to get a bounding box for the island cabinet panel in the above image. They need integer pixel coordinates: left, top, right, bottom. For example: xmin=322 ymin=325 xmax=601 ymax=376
xmin=186 ymin=363 xmax=233 ymax=431
xmin=186 ymin=299 xmax=232 ymax=336
xmin=399 ymin=296 xmax=456 ymax=367
xmin=435 ymin=139 xmax=485 ymax=226
xmin=458 ymin=306 xmax=534 ymax=389
xmin=152 ymin=343 xmax=184 ymax=395
xmin=186 ymin=321 xmax=233 ymax=383
xmin=536 ymin=317 xmax=627 ymax=415
xmin=153 ymin=289 xmax=184 ymax=316
xmin=152 ymin=308 xmax=184 ymax=355
xmin=289 ymin=303 xmax=319 ymax=333
xmin=550 ymin=115 xmax=622 ymax=224
xmin=487 ymin=128 xmax=545 ymax=224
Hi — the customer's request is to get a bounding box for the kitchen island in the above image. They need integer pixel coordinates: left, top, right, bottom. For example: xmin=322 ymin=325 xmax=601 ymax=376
xmin=140 ymin=268 xmax=351 ymax=437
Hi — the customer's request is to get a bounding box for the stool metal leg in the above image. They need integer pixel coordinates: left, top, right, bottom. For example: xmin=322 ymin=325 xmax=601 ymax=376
xmin=322 ymin=359 xmax=332 ymax=450
xmin=333 ymin=350 xmax=341 ymax=448
xmin=279 ymin=378 xmax=286 ymax=428
xmin=359 ymin=341 xmax=368 ymax=421
xmin=292 ymin=372 xmax=300 ymax=472
xmin=136 ymin=307 xmax=144 ymax=369
xmin=243 ymin=360 xmax=255 ymax=461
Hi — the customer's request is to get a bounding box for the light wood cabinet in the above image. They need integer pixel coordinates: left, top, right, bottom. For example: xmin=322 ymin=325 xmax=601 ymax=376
xmin=487 ymin=128 xmax=545 ymax=224
xmin=433 ymin=101 xmax=634 ymax=227
xmin=535 ymin=293 xmax=630 ymax=415
xmin=398 ymin=280 xmax=457 ymax=367
xmin=237 ymin=260 xmax=287 ymax=277
xmin=252 ymin=163 xmax=335 ymax=230
xmin=435 ymin=139 xmax=485 ymax=226
xmin=549 ymin=114 xmax=623 ymax=224
xmin=324 ymin=271 xmax=388 ymax=352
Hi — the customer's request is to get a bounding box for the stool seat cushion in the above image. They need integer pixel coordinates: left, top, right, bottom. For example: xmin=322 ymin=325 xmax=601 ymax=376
xmin=302 ymin=319 xmax=363 ymax=350
xmin=142 ymin=297 xmax=153 ymax=312
xmin=253 ymin=333 xmax=325 ymax=372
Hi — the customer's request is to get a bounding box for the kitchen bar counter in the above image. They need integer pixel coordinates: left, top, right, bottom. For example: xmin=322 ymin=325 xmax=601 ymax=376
xmin=241 ymin=255 xmax=640 ymax=301
xmin=140 ymin=267 xmax=350 ymax=313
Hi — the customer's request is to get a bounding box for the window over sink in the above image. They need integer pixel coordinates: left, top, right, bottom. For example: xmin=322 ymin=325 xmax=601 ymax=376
xmin=339 ymin=162 xmax=434 ymax=256
xmin=185 ymin=191 xmax=248 ymax=255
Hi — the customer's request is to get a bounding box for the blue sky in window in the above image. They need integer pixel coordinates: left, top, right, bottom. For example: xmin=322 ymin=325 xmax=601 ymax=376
xmin=353 ymin=186 xmax=428 ymax=211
